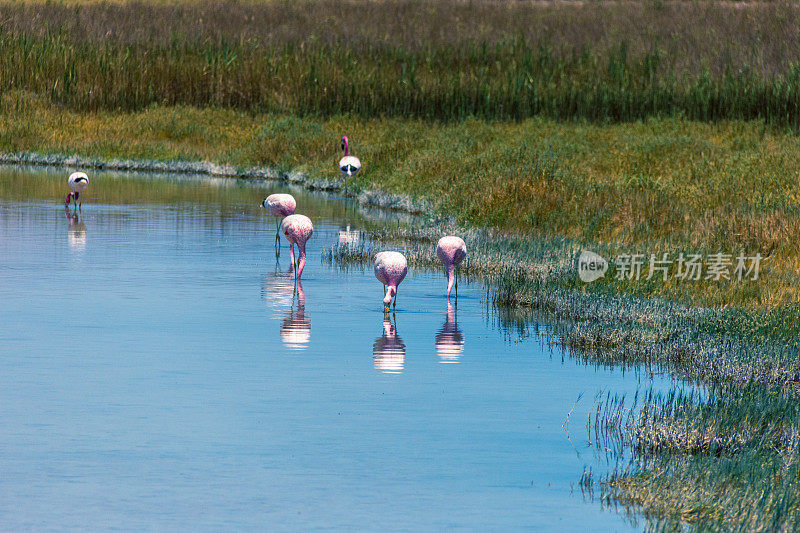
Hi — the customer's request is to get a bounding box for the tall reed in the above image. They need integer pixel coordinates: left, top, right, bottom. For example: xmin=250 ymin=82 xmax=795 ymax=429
xmin=3 ymin=1 xmax=800 ymax=125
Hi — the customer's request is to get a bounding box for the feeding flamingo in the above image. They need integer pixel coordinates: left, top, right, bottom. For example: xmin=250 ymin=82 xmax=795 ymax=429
xmin=262 ymin=193 xmax=296 ymax=252
xmin=338 ymin=136 xmax=361 ymax=192
xmin=65 ymin=172 xmax=89 ymax=210
xmin=436 ymin=236 xmax=467 ymax=300
xmin=374 ymin=251 xmax=408 ymax=310
xmin=281 ymin=214 xmax=313 ymax=281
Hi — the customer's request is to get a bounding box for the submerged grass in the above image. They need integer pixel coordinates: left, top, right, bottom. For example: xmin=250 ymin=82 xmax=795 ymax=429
xmin=584 ymin=384 xmax=800 ymax=530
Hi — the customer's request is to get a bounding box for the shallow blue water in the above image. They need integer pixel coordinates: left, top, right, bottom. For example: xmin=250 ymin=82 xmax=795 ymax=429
xmin=0 ymin=167 xmax=676 ymax=530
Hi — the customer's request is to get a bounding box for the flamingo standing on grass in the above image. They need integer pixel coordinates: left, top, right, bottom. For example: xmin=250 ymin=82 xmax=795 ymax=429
xmin=339 ymin=136 xmax=361 ymax=193
xmin=281 ymin=214 xmax=313 ymax=281
xmin=263 ymin=193 xmax=296 ymax=254
xmin=374 ymin=251 xmax=408 ymax=310
xmin=436 ymin=236 xmax=467 ymax=300
xmin=65 ymin=172 xmax=89 ymax=210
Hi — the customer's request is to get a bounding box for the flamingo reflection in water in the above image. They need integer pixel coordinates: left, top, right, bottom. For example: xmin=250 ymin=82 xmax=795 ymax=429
xmin=65 ymin=207 xmax=87 ymax=250
xmin=338 ymin=224 xmax=360 ymax=245
xmin=373 ymin=316 xmax=406 ymax=374
xmin=262 ymin=267 xmax=310 ymax=350
xmin=281 ymin=281 xmax=310 ymax=350
xmin=435 ymin=302 xmax=464 ymax=363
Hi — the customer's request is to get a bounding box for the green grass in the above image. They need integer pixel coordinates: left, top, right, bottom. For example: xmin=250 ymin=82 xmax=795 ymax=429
xmin=584 ymin=383 xmax=800 ymax=530
xmin=3 ymin=1 xmax=800 ymax=125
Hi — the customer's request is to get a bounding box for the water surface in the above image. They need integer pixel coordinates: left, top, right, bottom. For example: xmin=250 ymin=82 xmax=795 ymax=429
xmin=0 ymin=166 xmax=679 ymax=530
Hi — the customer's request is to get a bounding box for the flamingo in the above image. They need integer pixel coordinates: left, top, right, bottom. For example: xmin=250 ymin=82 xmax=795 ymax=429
xmin=374 ymin=251 xmax=407 ymax=310
xmin=281 ymin=214 xmax=313 ymax=281
xmin=338 ymin=136 xmax=361 ymax=193
xmin=262 ymin=193 xmax=296 ymax=252
xmin=65 ymin=172 xmax=89 ymax=210
xmin=436 ymin=236 xmax=467 ymax=300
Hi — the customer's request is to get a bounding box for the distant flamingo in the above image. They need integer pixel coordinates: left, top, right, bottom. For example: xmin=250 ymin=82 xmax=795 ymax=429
xmin=374 ymin=251 xmax=408 ymax=309
xmin=339 ymin=136 xmax=361 ymax=193
xmin=65 ymin=172 xmax=89 ymax=210
xmin=263 ymin=193 xmax=296 ymax=251
xmin=436 ymin=236 xmax=467 ymax=300
xmin=281 ymin=214 xmax=313 ymax=281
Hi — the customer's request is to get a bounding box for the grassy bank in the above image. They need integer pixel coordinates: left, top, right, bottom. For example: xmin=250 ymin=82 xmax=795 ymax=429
xmin=3 ymin=1 xmax=800 ymax=125
xmin=4 ymin=90 xmax=800 ymax=309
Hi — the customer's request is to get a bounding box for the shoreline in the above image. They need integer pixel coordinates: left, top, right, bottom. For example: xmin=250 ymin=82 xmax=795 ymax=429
xmin=0 ymin=151 xmax=433 ymax=215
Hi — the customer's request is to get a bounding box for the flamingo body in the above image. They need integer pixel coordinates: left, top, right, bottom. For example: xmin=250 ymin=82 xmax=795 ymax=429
xmin=374 ymin=251 xmax=408 ymax=307
xmin=262 ymin=193 xmax=296 ymax=218
xmin=436 ymin=236 xmax=467 ymax=299
xmin=338 ymin=155 xmax=361 ymax=178
xmin=66 ymin=172 xmax=89 ymax=207
xmin=281 ymin=214 xmax=314 ymax=280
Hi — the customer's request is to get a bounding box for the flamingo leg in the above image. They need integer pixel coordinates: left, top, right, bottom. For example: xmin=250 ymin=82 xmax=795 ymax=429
xmin=289 ymin=243 xmax=297 ymax=281
xmin=393 ymin=290 xmax=397 ymax=309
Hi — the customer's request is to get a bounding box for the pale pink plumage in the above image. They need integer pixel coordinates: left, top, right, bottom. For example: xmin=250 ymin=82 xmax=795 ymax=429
xmin=281 ymin=214 xmax=314 ymax=280
xmin=374 ymin=251 xmax=408 ymax=307
xmin=263 ymin=193 xmax=296 ymax=218
xmin=65 ymin=172 xmax=89 ymax=208
xmin=436 ymin=236 xmax=467 ymax=299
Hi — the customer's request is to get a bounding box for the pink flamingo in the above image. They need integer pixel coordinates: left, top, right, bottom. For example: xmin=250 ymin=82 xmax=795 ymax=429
xmin=339 ymin=136 xmax=361 ymax=192
xmin=436 ymin=236 xmax=467 ymax=300
xmin=374 ymin=251 xmax=408 ymax=309
xmin=281 ymin=214 xmax=313 ymax=281
xmin=262 ymin=193 xmax=296 ymax=251
xmin=65 ymin=172 xmax=89 ymax=210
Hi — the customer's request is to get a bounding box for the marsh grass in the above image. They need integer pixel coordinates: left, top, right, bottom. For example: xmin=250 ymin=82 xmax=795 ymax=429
xmin=584 ymin=384 xmax=800 ymax=530
xmin=4 ymin=1 xmax=800 ymax=125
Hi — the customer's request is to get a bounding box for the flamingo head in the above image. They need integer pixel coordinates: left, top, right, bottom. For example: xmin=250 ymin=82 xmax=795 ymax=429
xmin=383 ymin=285 xmax=396 ymax=305
xmin=341 ymin=136 xmax=349 ymax=156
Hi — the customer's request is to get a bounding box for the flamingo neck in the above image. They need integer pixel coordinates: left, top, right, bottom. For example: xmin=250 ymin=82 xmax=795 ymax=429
xmin=446 ymin=264 xmax=455 ymax=298
xmin=296 ymin=242 xmax=307 ymax=279
xmin=342 ymin=136 xmax=349 ymax=156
